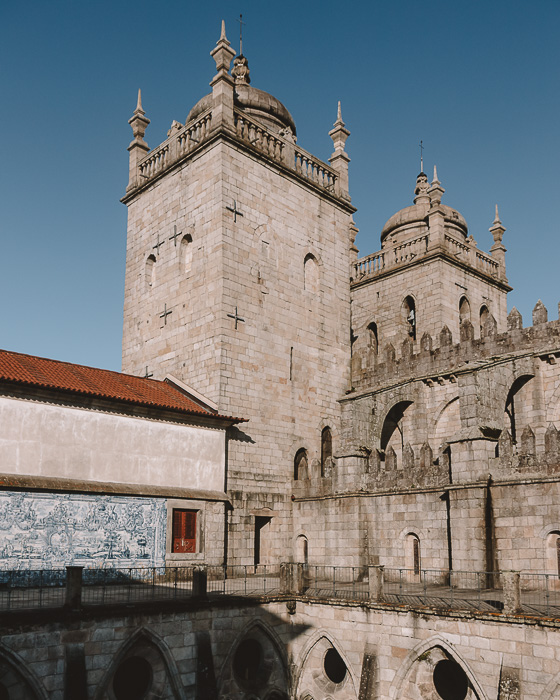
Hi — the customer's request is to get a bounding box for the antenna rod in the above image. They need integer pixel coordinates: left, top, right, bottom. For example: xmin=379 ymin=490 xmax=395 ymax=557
xmin=237 ymin=13 xmax=245 ymax=55
xmin=420 ymin=140 xmax=424 ymax=173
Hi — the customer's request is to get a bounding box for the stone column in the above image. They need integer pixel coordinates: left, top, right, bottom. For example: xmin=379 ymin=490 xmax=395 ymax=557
xmin=502 ymin=571 xmax=522 ymax=615
xmin=368 ymin=565 xmax=385 ymax=603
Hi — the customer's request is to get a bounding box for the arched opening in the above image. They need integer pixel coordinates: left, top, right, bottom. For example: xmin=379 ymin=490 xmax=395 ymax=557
xmin=180 ymin=234 xmax=193 ymax=274
xmin=233 ymin=639 xmax=263 ymax=683
xmin=145 ymin=254 xmax=156 ymax=290
xmin=433 ymin=659 xmax=469 ymax=700
xmin=113 ymin=656 xmax=153 ymax=700
xmin=380 ymin=401 xmax=414 ymax=466
xmin=459 ymin=296 xmax=471 ymax=325
xmin=367 ymin=322 xmax=378 ymax=355
xmin=479 ymin=305 xmax=489 ymax=335
xmin=295 ymin=535 xmax=308 ymax=566
xmin=321 ymin=427 xmax=332 ymax=477
xmin=545 ymin=531 xmax=560 ymax=579
xmin=323 ymin=648 xmax=347 ymax=684
xmin=303 ymin=254 xmax=319 ymax=293
xmin=294 ymin=448 xmax=308 ymax=480
xmin=504 ymin=375 xmax=534 ymax=445
xmin=405 ymin=533 xmax=421 ymax=576
xmin=402 ymin=296 xmax=416 ymax=340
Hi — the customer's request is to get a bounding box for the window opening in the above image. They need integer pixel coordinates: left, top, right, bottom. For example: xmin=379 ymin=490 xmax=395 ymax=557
xmin=367 ymin=322 xmax=378 ymax=354
xmin=145 ymin=254 xmax=156 ymax=290
xmin=479 ymin=305 xmax=489 ymax=335
xmin=304 ymin=254 xmax=319 ymax=293
xmin=172 ymin=509 xmax=197 ymax=553
xmin=321 ymin=427 xmax=332 ymax=477
xmin=459 ymin=296 xmax=471 ymax=325
xmin=254 ymin=516 xmax=272 ymax=568
xmin=402 ymin=296 xmax=416 ymax=340
xmin=113 ymin=656 xmax=153 ymax=700
xmin=233 ymin=639 xmax=263 ymax=682
xmin=324 ymin=648 xmax=347 ymax=684
xmin=433 ymin=659 xmax=469 ymax=700
xmin=294 ymin=448 xmax=308 ymax=480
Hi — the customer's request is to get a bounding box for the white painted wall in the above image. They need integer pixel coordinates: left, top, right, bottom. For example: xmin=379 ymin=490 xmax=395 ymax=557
xmin=0 ymin=396 xmax=226 ymax=492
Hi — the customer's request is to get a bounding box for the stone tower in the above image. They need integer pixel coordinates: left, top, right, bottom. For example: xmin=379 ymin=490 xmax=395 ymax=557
xmin=121 ymin=23 xmax=356 ymax=565
xmin=351 ymin=168 xmax=511 ymax=379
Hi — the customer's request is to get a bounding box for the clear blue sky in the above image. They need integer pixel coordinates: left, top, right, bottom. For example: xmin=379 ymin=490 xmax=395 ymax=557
xmin=1 ymin=0 xmax=558 ymax=371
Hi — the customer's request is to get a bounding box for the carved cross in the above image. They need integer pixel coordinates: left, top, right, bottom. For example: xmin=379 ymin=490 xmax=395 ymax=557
xmin=227 ymin=306 xmax=245 ymax=330
xmin=159 ymin=303 xmax=172 ymax=326
xmin=226 ymin=200 xmax=244 ymax=223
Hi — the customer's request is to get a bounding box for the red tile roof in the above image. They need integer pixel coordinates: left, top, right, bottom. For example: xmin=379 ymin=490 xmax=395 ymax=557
xmin=0 ymin=349 xmax=243 ymax=422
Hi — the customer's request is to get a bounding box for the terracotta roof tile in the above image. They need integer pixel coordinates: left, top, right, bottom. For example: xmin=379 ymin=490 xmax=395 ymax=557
xmin=0 ymin=349 xmax=243 ymax=422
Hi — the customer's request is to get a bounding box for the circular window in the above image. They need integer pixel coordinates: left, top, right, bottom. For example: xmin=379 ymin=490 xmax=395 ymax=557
xmin=113 ymin=656 xmax=152 ymax=700
xmin=324 ymin=647 xmax=347 ymax=684
xmin=233 ymin=639 xmax=263 ymax=682
xmin=433 ymin=659 xmax=469 ymax=700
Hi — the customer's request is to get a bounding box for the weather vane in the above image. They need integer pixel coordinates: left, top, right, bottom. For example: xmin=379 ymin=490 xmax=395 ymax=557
xmin=419 ymin=140 xmax=424 ymax=173
xmin=237 ymin=13 xmax=245 ymax=55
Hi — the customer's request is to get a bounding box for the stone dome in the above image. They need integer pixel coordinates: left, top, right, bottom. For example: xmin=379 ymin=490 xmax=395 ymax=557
xmin=186 ymin=54 xmax=296 ymax=137
xmin=380 ymin=171 xmax=468 ymax=245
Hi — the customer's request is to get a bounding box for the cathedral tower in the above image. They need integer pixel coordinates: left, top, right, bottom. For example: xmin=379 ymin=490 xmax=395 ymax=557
xmin=121 ymin=23 xmax=356 ymax=565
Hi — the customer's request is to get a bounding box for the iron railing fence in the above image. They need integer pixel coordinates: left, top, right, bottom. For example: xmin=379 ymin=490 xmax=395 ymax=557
xmin=0 ymin=569 xmax=67 ymax=611
xmin=302 ymin=566 xmax=369 ymax=600
xmin=519 ymin=573 xmax=560 ymax=617
xmin=206 ymin=565 xmax=281 ymax=597
xmin=382 ymin=568 xmax=505 ymax=613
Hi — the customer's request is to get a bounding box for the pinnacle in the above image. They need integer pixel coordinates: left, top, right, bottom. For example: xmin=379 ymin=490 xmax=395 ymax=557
xmin=220 ymin=19 xmax=227 ymax=41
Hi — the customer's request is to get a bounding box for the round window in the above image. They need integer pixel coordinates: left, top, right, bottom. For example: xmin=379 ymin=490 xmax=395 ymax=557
xmin=433 ymin=659 xmax=469 ymax=700
xmin=233 ymin=639 xmax=263 ymax=682
xmin=324 ymin=647 xmax=347 ymax=684
xmin=113 ymin=656 xmax=152 ymax=700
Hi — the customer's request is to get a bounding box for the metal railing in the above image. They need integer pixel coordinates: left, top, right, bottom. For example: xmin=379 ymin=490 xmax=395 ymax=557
xmin=0 ymin=569 xmax=66 ymax=611
xmin=519 ymin=573 xmax=560 ymax=617
xmin=302 ymin=565 xmax=369 ymax=601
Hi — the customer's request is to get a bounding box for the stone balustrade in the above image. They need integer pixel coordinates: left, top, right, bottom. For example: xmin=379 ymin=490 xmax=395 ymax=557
xmin=353 ymin=232 xmax=501 ymax=284
xmin=294 ymin=146 xmax=337 ymax=192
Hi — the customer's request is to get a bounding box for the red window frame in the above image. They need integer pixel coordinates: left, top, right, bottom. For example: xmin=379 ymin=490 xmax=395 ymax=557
xmin=172 ymin=509 xmax=197 ymax=553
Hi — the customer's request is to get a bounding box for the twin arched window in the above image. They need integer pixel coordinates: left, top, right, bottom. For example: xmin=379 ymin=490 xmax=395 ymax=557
xmin=293 ymin=426 xmax=333 ymax=480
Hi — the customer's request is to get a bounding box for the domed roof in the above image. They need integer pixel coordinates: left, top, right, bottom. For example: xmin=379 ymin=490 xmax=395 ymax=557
xmin=186 ymin=54 xmax=296 ymax=136
xmin=380 ymin=171 xmax=468 ymax=245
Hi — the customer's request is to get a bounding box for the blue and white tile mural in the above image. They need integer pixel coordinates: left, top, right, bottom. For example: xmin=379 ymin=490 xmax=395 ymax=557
xmin=0 ymin=492 xmax=167 ymax=570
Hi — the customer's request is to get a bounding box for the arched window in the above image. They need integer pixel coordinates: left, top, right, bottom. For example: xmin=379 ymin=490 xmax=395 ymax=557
xmin=367 ymin=322 xmax=379 ymax=355
xmin=304 ymin=254 xmax=319 ymax=293
xmin=405 ymin=533 xmax=421 ymax=576
xmin=459 ymin=296 xmax=471 ymax=325
xmin=479 ymin=305 xmax=489 ymax=335
xmin=545 ymin=531 xmax=560 ymax=579
xmin=145 ymin=254 xmax=156 ymax=290
xmin=380 ymin=401 xmax=414 ymax=465
xmin=295 ymin=535 xmax=308 ymax=566
xmin=402 ymin=296 xmax=416 ymax=340
xmin=180 ymin=234 xmax=193 ymax=274
xmin=504 ymin=375 xmax=534 ymax=445
xmin=294 ymin=448 xmax=308 ymax=480
xmin=321 ymin=427 xmax=332 ymax=477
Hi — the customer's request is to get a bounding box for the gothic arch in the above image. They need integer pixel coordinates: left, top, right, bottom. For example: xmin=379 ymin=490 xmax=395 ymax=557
xmin=503 ymin=374 xmax=535 ymax=444
xmin=93 ymin=627 xmax=184 ymax=700
xmin=432 ymin=396 xmax=461 ymax=446
xmin=293 ymin=631 xmax=357 ymax=700
xmin=379 ymin=400 xmax=414 ymax=465
xmin=388 ymin=635 xmax=487 ymax=700
xmin=217 ymin=619 xmax=289 ymax=699
xmin=0 ymin=641 xmax=48 ymax=700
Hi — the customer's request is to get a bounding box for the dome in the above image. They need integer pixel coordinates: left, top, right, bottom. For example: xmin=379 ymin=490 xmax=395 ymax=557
xmin=380 ymin=171 xmax=468 ymax=245
xmin=186 ymin=54 xmax=296 ymax=136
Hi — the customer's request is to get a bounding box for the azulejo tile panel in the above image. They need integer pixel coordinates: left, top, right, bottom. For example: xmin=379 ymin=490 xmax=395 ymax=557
xmin=0 ymin=491 xmax=166 ymax=569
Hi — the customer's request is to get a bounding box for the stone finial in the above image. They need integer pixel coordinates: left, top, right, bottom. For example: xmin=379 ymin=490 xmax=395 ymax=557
xmin=420 ymin=442 xmax=433 ymax=469
xmin=489 ymin=204 xmax=507 ymax=271
xmin=401 ymin=337 xmax=414 ymax=360
xmin=232 ymin=54 xmax=251 ymax=84
xmin=349 ymin=216 xmax=359 ymax=255
xmin=498 ymin=429 xmax=513 ymax=459
xmin=413 ymin=171 xmax=430 ymax=206
xmin=439 ymin=325 xmax=453 ymax=347
xmin=329 ymin=101 xmax=350 ymax=152
xmin=385 ymin=446 xmax=397 ymax=470
xmin=403 ymin=443 xmax=415 ymax=470
xmin=481 ymin=314 xmax=498 ymax=338
xmin=210 ymin=19 xmax=236 ymax=75
xmin=428 ymin=165 xmax=445 ymax=206
xmin=519 ymin=425 xmax=536 ymax=456
xmin=385 ymin=343 xmax=396 ymax=364
xmin=459 ymin=319 xmax=475 ymax=342
xmin=545 ymin=424 xmax=559 ymax=460
xmin=329 ymin=101 xmax=351 ymax=199
xmin=420 ymin=332 xmax=433 ymax=355
xmin=532 ymin=300 xmax=548 ymax=325
xmin=128 ymin=88 xmax=150 ymax=142
xmin=507 ymin=307 xmax=523 ymax=331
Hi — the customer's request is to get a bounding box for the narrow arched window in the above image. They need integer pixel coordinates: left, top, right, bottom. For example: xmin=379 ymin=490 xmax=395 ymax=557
xmin=405 ymin=533 xmax=421 ymax=575
xmin=321 ymin=427 xmax=332 ymax=477
xmin=145 ymin=254 xmax=156 ymax=291
xmin=180 ymin=234 xmax=193 ymax=274
xmin=459 ymin=296 xmax=471 ymax=325
xmin=304 ymin=254 xmax=319 ymax=293
xmin=367 ymin=322 xmax=378 ymax=354
xmin=402 ymin=296 xmax=416 ymax=340
xmin=294 ymin=448 xmax=308 ymax=480
xmin=479 ymin=305 xmax=489 ymax=335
